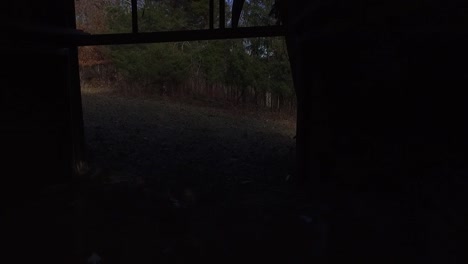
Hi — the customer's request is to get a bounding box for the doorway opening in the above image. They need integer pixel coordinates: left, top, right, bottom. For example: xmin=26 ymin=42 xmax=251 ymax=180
xmin=72 ymin=0 xmax=325 ymax=262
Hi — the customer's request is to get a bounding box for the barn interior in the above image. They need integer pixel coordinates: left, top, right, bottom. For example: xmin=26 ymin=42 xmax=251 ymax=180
xmin=1 ymin=1 xmax=467 ymax=263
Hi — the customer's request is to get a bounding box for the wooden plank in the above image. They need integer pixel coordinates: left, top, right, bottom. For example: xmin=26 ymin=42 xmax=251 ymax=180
xmin=5 ymin=26 xmax=286 ymax=47
xmin=73 ymin=26 xmax=286 ymax=46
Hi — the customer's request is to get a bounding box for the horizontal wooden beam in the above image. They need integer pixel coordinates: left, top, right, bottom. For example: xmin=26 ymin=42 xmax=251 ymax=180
xmin=74 ymin=26 xmax=285 ymax=46
xmin=4 ymin=26 xmax=285 ymax=47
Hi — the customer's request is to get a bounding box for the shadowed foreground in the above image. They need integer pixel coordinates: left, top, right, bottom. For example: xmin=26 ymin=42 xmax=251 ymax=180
xmin=72 ymin=91 xmax=325 ymax=263
xmin=3 ymin=89 xmax=465 ymax=263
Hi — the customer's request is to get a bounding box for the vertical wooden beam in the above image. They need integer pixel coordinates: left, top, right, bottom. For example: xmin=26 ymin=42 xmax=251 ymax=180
xmin=219 ymin=0 xmax=225 ymax=29
xmin=131 ymin=0 xmax=138 ymax=33
xmin=209 ymin=0 xmax=214 ymax=29
xmin=60 ymin=0 xmax=86 ymax=180
xmin=68 ymin=0 xmax=86 ymax=176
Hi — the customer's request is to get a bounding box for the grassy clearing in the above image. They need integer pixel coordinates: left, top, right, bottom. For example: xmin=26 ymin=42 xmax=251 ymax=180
xmin=73 ymin=89 xmax=319 ymax=263
xmin=81 ymin=87 xmax=296 ymax=183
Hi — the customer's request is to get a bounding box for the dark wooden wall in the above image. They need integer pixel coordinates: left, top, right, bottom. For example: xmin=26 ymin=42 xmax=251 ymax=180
xmin=1 ymin=0 xmax=82 ymax=203
xmin=286 ymin=1 xmax=467 ymax=261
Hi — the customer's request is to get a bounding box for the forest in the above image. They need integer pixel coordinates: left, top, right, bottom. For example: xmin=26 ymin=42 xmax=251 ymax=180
xmin=76 ymin=0 xmax=295 ymax=112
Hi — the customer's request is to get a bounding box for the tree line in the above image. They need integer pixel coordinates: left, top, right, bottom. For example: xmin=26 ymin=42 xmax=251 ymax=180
xmin=76 ymin=0 xmax=295 ymax=112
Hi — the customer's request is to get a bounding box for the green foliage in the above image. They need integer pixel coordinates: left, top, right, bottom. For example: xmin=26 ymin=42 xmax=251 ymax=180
xmin=197 ymin=40 xmax=228 ymax=84
xmin=103 ymin=0 xmax=294 ymax=105
xmin=139 ymin=1 xmax=187 ymax=31
xmin=110 ymin=43 xmax=190 ymax=85
xmin=106 ymin=5 xmax=132 ymax=33
xmin=240 ymin=0 xmax=277 ymax=27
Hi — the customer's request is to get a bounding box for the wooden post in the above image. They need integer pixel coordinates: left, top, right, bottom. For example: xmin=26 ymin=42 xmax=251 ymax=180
xmin=219 ymin=0 xmax=225 ymax=29
xmin=209 ymin=0 xmax=214 ymax=29
xmin=131 ymin=0 xmax=138 ymax=33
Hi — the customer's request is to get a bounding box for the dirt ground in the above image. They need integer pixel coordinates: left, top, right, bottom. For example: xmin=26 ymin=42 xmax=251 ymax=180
xmin=5 ymin=89 xmax=463 ymax=263
xmin=82 ymin=89 xmax=296 ymax=186
xmin=72 ymin=90 xmax=326 ymax=263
